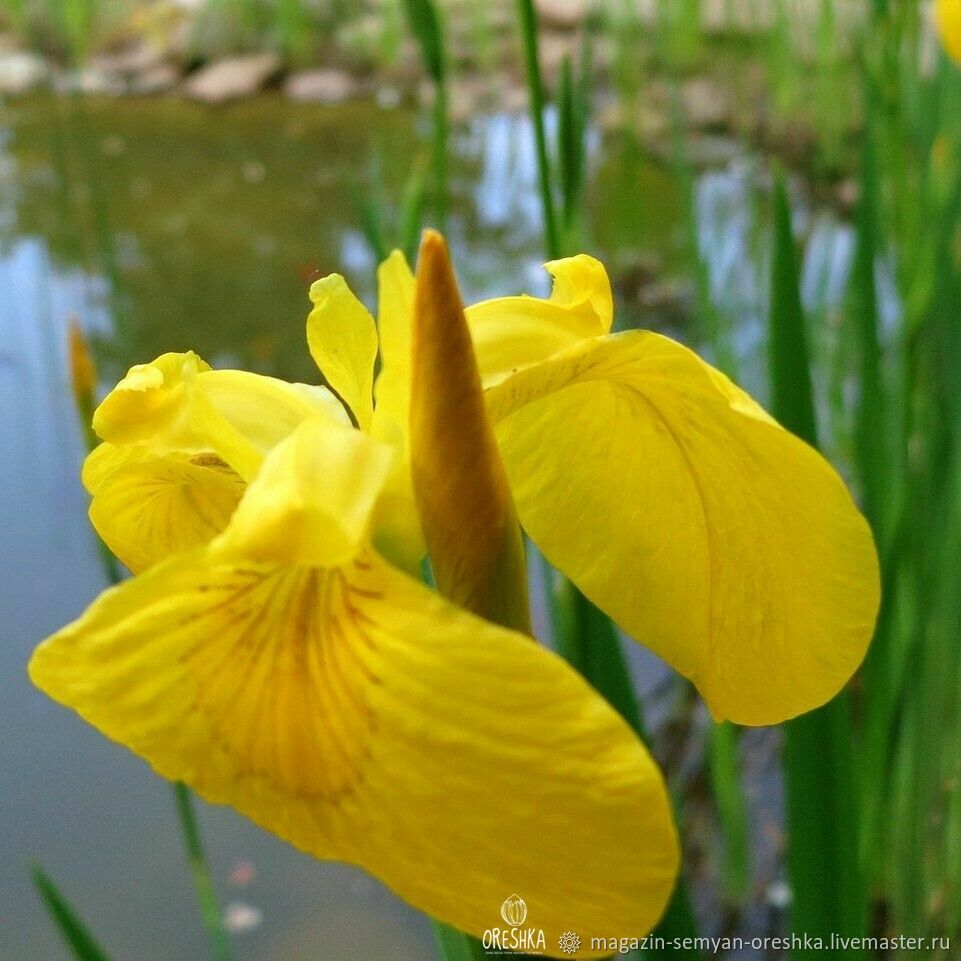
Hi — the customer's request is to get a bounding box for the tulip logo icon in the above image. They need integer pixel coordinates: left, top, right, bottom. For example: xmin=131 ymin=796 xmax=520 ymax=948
xmin=500 ymin=894 xmax=527 ymax=927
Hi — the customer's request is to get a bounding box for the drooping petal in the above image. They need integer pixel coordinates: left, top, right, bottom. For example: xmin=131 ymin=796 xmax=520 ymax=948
xmin=307 ymin=274 xmax=378 ymax=430
xmin=87 ymin=452 xmax=245 ymax=574
xmin=30 ymin=545 xmax=677 ymax=953
xmin=486 ymin=330 xmax=880 ymax=726
xmin=465 ymin=255 xmax=613 ymax=387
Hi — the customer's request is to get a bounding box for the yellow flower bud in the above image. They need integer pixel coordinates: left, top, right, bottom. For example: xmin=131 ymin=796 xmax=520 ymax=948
xmin=936 ymin=0 xmax=961 ymax=64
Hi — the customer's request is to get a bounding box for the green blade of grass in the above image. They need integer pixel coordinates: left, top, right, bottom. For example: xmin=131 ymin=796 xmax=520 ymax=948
xmin=400 ymin=0 xmax=448 ymax=228
xmin=400 ymin=0 xmax=445 ymax=85
xmin=172 ymin=783 xmax=232 ymax=961
xmin=431 ymin=921 xmax=497 ymax=961
xmin=552 ymin=578 xmax=701 ymax=960
xmin=707 ymin=721 xmax=749 ymax=906
xmin=32 ymin=864 xmax=114 ymax=961
xmin=515 ymin=0 xmax=560 ymax=259
xmin=769 ymin=173 xmax=867 ymax=957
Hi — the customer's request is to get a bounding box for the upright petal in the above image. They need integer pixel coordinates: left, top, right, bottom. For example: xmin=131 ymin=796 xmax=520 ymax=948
xmin=369 ymin=251 xmax=425 ymax=572
xmin=465 ymin=255 xmax=613 ymax=387
xmin=307 ymin=274 xmax=378 ymax=430
xmin=371 ymin=250 xmax=415 ymax=447
xmin=487 ymin=330 xmax=880 ymax=726
xmin=31 ymin=423 xmax=678 ymax=953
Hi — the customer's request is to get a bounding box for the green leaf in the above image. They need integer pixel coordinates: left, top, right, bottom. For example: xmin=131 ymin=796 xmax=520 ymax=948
xmin=400 ymin=0 xmax=445 ymax=84
xmin=551 ymin=577 xmax=702 ymax=960
xmin=172 ymin=783 xmax=232 ymax=961
xmin=769 ymin=173 xmax=867 ymax=957
xmin=514 ymin=0 xmax=560 ymax=258
xmin=431 ymin=921 xmax=493 ymax=961
xmin=32 ymin=864 xmax=114 ymax=961
xmin=707 ymin=722 xmax=749 ymax=905
xmin=768 ymin=173 xmax=817 ymax=447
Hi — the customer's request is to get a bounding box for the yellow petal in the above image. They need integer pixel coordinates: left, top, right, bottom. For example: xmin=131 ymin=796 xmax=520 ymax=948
xmin=30 ymin=547 xmax=677 ymax=952
xmin=88 ymin=452 xmax=245 ymax=573
xmin=94 ymin=354 xmax=348 ymax=482
xmin=487 ymin=330 xmax=880 ymax=726
xmin=93 ymin=351 xmax=210 ymax=445
xmin=465 ymin=255 xmax=613 ymax=387
xmin=307 ymin=274 xmax=378 ymax=430
xmin=936 ymin=0 xmax=961 ymax=64
xmin=215 ymin=417 xmax=393 ymax=568
xmin=371 ymin=250 xmax=416 ymax=448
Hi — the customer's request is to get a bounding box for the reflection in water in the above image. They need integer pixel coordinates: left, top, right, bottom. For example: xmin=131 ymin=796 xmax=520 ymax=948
xmin=0 ymin=92 xmax=858 ymax=960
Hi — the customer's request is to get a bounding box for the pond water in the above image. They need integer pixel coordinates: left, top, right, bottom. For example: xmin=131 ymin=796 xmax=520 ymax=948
xmin=0 ymin=92 xmax=855 ymax=960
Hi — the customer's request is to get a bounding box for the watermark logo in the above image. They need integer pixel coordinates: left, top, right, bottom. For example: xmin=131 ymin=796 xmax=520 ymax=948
xmin=482 ymin=894 xmax=546 ymax=954
xmin=558 ymin=932 xmax=581 ymax=955
xmin=500 ymin=894 xmax=527 ymax=927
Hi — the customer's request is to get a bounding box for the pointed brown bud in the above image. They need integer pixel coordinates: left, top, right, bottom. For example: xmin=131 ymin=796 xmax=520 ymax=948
xmin=409 ymin=230 xmax=531 ymax=632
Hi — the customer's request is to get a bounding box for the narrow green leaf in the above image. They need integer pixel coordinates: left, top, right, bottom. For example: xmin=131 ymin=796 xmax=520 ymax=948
xmin=431 ymin=920 xmax=494 ymax=961
xmin=399 ymin=157 xmax=429 ymax=263
xmin=707 ymin=722 xmax=749 ymax=905
xmin=557 ymin=56 xmax=583 ymax=233
xmin=400 ymin=0 xmax=445 ymax=84
xmin=768 ymin=173 xmax=817 ymax=445
xmin=172 ymin=783 xmax=232 ymax=961
xmin=770 ymin=173 xmax=867 ymax=957
xmin=32 ymin=864 xmax=113 ymax=961
xmin=552 ymin=578 xmax=702 ymax=960
xmin=514 ymin=0 xmax=560 ymax=259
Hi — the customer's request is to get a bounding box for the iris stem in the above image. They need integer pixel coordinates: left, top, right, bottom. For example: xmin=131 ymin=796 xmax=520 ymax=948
xmin=173 ymin=783 xmax=233 ymax=961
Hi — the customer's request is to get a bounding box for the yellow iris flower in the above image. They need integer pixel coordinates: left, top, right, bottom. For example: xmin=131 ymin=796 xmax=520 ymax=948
xmin=936 ymin=0 xmax=961 ymax=64
xmin=30 ymin=234 xmax=878 ymax=954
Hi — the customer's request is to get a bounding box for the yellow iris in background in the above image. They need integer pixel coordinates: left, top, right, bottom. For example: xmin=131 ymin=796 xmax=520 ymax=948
xmin=936 ymin=0 xmax=961 ymax=64
xmin=29 ymin=233 xmax=878 ymax=954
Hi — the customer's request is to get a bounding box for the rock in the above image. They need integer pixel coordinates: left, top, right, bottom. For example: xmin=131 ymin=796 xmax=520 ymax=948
xmin=835 ymin=178 xmax=859 ymax=215
xmin=648 ymin=133 xmax=742 ymax=168
xmin=90 ymin=43 xmax=166 ymax=79
xmin=612 ymin=252 xmax=664 ymax=302
xmin=56 ymin=67 xmax=126 ymax=96
xmin=128 ymin=63 xmax=179 ymax=95
xmin=680 ymin=77 xmax=733 ymax=130
xmin=284 ymin=68 xmax=357 ymax=104
xmin=0 ymin=50 xmax=48 ymax=95
xmin=534 ymin=0 xmax=588 ymax=30
xmin=184 ymin=53 xmax=281 ymax=104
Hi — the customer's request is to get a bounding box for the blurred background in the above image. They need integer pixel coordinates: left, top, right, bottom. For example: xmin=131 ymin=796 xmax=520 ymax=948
xmin=2 ymin=1 xmax=960 ymax=959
